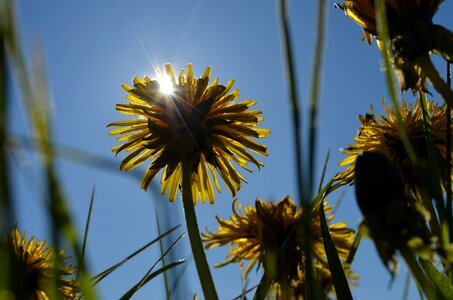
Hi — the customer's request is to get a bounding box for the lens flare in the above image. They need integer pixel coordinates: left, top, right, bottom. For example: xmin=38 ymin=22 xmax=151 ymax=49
xmin=157 ymin=74 xmax=174 ymax=95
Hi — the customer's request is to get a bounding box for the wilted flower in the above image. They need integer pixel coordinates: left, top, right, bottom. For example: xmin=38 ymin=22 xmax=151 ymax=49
xmin=0 ymin=226 xmax=78 ymax=299
xmin=339 ymin=0 xmax=443 ymax=44
xmin=338 ymin=0 xmax=453 ymax=92
xmin=354 ymin=152 xmax=433 ymax=275
xmin=202 ymin=196 xmax=354 ymax=293
xmin=336 ymin=99 xmax=453 ymax=194
xmin=108 ymin=64 xmax=269 ymax=204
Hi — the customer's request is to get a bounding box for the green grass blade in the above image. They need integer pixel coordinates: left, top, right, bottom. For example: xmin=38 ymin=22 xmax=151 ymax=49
xmin=319 ymin=200 xmax=353 ymax=300
xmin=79 ymin=187 xmax=96 ymax=278
xmin=169 ymin=254 xmax=191 ymax=296
xmin=156 ymin=211 xmax=171 ymax=300
xmin=343 ymin=224 xmax=363 ymax=277
xmin=318 ymin=148 xmax=331 ymax=193
xmin=309 ymin=0 xmax=327 ymax=193
xmin=252 ymin=271 xmax=273 ymax=300
xmin=375 ymin=0 xmax=418 ymax=167
xmin=446 ymin=62 xmax=452 ymax=245
xmin=134 ymin=231 xmax=185 ymax=289
xmin=119 ymin=260 xmax=186 ymax=300
xmin=92 ymin=224 xmax=181 ymax=285
xmin=278 ymin=0 xmax=305 ymax=207
xmin=419 ymin=259 xmax=453 ymax=299
xmin=119 ymin=231 xmax=186 ymax=299
xmin=232 ymin=284 xmax=258 ymax=300
xmin=0 ymin=0 xmax=14 ymax=229
xmin=402 ymin=271 xmax=411 ymax=300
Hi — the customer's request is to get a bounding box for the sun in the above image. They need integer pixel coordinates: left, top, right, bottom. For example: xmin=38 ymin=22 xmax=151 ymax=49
xmin=157 ymin=73 xmax=174 ymax=95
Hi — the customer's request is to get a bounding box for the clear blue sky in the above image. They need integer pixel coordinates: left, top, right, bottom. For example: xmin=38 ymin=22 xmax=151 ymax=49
xmin=11 ymin=0 xmax=453 ymax=299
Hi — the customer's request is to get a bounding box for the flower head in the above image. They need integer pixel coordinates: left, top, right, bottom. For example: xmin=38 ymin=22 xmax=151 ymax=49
xmin=340 ymin=0 xmax=443 ymax=44
xmin=0 ymin=226 xmax=78 ymax=299
xmin=338 ymin=0 xmax=450 ymax=91
xmin=108 ymin=64 xmax=269 ymax=204
xmin=354 ymin=152 xmax=434 ymax=275
xmin=336 ymin=99 xmax=452 ymax=193
xmin=202 ymin=196 xmax=354 ymax=291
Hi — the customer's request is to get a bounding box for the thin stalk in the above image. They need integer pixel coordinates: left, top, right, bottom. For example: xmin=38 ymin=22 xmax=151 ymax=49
xmin=181 ymin=162 xmax=218 ymax=300
xmin=402 ymin=271 xmax=411 ymax=300
xmin=375 ymin=0 xmax=417 ymax=166
xmin=279 ymin=0 xmax=305 ymax=206
xmin=309 ymin=0 xmax=326 ymax=193
xmin=278 ymin=1 xmax=314 ymax=298
xmin=399 ymin=245 xmax=438 ymax=300
xmin=79 ymin=187 xmax=95 ymax=278
xmin=156 ymin=212 xmax=171 ymax=300
xmin=446 ymin=63 xmax=452 ymax=244
xmin=253 ymin=271 xmax=273 ymax=300
xmin=0 ymin=0 xmax=13 ymax=229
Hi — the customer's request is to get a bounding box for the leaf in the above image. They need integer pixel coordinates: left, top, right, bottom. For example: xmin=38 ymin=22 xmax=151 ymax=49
xmin=319 ymin=200 xmax=353 ymax=300
xmin=419 ymin=259 xmax=453 ymax=299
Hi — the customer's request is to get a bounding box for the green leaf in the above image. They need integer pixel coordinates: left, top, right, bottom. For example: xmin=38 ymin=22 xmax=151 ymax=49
xmin=319 ymin=200 xmax=353 ymax=300
xmin=419 ymin=259 xmax=453 ymax=299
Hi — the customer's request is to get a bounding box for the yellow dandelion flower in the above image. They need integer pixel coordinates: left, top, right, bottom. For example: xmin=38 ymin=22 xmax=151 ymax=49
xmin=202 ymin=196 xmax=354 ymax=286
xmin=339 ymin=0 xmax=443 ymax=44
xmin=108 ymin=64 xmax=269 ymax=204
xmin=336 ymin=99 xmax=452 ymax=193
xmin=0 ymin=226 xmax=78 ymax=299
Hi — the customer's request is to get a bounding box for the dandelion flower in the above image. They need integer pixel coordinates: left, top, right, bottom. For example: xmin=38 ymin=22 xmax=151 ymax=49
xmin=108 ymin=64 xmax=269 ymax=204
xmin=339 ymin=0 xmax=443 ymax=44
xmin=337 ymin=0 xmax=453 ymax=91
xmin=202 ymin=196 xmax=354 ymax=288
xmin=354 ymin=152 xmax=434 ymax=275
xmin=0 ymin=226 xmax=78 ymax=299
xmin=336 ymin=99 xmax=452 ymax=193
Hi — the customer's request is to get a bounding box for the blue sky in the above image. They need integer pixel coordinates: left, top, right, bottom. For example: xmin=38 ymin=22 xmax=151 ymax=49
xmin=11 ymin=0 xmax=453 ymax=299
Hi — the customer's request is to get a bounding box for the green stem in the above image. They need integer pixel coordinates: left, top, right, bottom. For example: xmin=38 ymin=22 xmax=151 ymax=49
xmin=375 ymin=0 xmax=418 ymax=166
xmin=181 ymin=162 xmax=218 ymax=300
xmin=417 ymin=54 xmax=453 ymax=108
xmin=399 ymin=245 xmax=438 ymax=300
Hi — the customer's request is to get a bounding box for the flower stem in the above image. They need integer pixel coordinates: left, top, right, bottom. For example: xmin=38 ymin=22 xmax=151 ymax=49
xmin=181 ymin=162 xmax=218 ymax=300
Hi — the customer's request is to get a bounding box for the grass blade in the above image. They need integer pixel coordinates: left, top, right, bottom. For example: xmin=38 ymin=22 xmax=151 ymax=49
xmin=319 ymin=200 xmax=352 ymax=300
xmin=79 ymin=187 xmax=96 ymax=277
xmin=0 ymin=0 xmax=14 ymax=229
xmin=419 ymin=259 xmax=453 ymax=299
xmin=375 ymin=0 xmax=418 ymax=167
xmin=343 ymin=224 xmax=363 ymax=277
xmin=318 ymin=148 xmax=331 ymax=193
xmin=92 ymin=224 xmax=181 ymax=285
xmin=119 ymin=260 xmax=185 ymax=300
xmin=156 ymin=211 xmax=171 ymax=300
xmin=309 ymin=0 xmax=327 ymax=193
